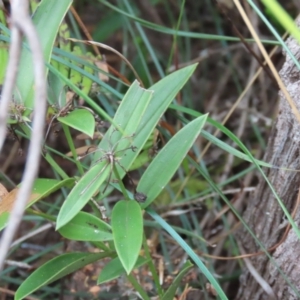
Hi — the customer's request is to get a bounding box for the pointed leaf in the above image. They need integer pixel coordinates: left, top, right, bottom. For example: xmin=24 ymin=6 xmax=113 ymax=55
xmin=97 ymin=256 xmax=148 ymax=284
xmin=31 ymin=178 xmax=75 ymax=198
xmin=15 ymin=252 xmax=112 ymax=300
xmin=111 ymin=200 xmax=143 ymax=274
xmin=0 ymin=178 xmax=74 ymax=231
xmin=138 ymin=114 xmax=208 ymax=208
xmin=58 ymin=109 xmax=95 ymax=138
xmin=15 ymin=0 xmax=72 ymax=108
xmin=107 ymin=80 xmax=153 ymax=136
xmin=94 ymin=80 xmax=153 ymax=173
xmin=56 ymin=160 xmax=110 ymax=229
xmin=119 ymin=64 xmax=198 ymax=177
xmin=58 ymin=211 xmax=112 ymax=241
xmin=56 ymin=82 xmax=152 ymax=229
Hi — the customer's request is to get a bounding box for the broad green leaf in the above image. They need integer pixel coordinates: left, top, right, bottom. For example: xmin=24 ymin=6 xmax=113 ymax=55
xmin=56 ymin=160 xmax=110 ymax=229
xmin=138 ymin=114 xmax=208 ymax=208
xmin=15 ymin=0 xmax=72 ymax=108
xmin=77 ymin=80 xmax=153 ymax=197
xmin=0 ymin=178 xmax=74 ymax=231
xmin=97 ymin=256 xmax=148 ymax=284
xmin=31 ymin=178 xmax=74 ymax=195
xmin=106 ymin=80 xmax=152 ymax=136
xmin=171 ymin=105 xmax=276 ymax=169
xmin=57 ymin=65 xmax=197 ymax=228
xmin=94 ymin=80 xmax=153 ymax=171
xmin=58 ymin=211 xmax=112 ymax=241
xmin=93 ymin=65 xmax=197 ymax=193
xmin=15 ymin=252 xmax=112 ymax=300
xmin=58 ymin=109 xmax=95 ymax=138
xmin=111 ymin=200 xmax=143 ymax=274
xmin=55 ymin=82 xmax=152 ymax=230
xmin=120 ymin=64 xmax=198 ymax=178
xmin=162 ymin=261 xmax=193 ymax=300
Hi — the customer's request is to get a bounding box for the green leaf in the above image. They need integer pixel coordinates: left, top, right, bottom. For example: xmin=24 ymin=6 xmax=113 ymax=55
xmin=129 ymin=149 xmax=151 ymax=171
xmin=121 ymin=64 xmax=198 ymax=177
xmin=65 ymin=80 xmax=153 ymax=199
xmin=15 ymin=0 xmax=72 ymax=108
xmin=58 ymin=109 xmax=95 ymax=138
xmin=162 ymin=261 xmax=193 ymax=300
xmin=94 ymin=80 xmax=153 ymax=172
xmin=31 ymin=178 xmax=74 ymax=197
xmin=56 ymin=160 xmax=111 ymax=230
xmin=0 ymin=40 xmax=8 ymax=84
xmin=97 ymin=65 xmax=198 ymax=188
xmin=261 ymin=0 xmax=300 ymax=44
xmin=97 ymin=256 xmax=148 ymax=284
xmin=111 ymin=200 xmax=143 ymax=274
xmin=57 ymin=65 xmax=197 ymax=229
xmin=138 ymin=114 xmax=208 ymax=208
xmin=170 ymin=105 xmax=275 ymax=169
xmin=55 ymin=80 xmax=152 ymax=230
xmin=0 ymin=213 xmax=9 ymax=233
xmin=0 ymin=178 xmax=74 ymax=231
xmin=107 ymin=80 xmax=152 ymax=135
xmin=58 ymin=211 xmax=112 ymax=241
xmin=15 ymin=252 xmax=112 ymax=300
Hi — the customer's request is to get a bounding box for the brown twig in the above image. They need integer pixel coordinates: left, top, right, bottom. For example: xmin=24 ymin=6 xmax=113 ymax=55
xmin=214 ymin=0 xmax=279 ymax=88
xmin=70 ymin=6 xmax=131 ymax=85
xmin=69 ymin=38 xmax=144 ymax=87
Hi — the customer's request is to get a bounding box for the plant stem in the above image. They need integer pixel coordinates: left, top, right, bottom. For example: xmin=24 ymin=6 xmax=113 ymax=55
xmin=44 ymin=152 xmax=69 ymax=179
xmin=113 ymin=164 xmax=130 ymax=200
xmin=62 ymin=123 xmax=84 ymax=175
xmin=126 ymin=273 xmax=151 ymax=300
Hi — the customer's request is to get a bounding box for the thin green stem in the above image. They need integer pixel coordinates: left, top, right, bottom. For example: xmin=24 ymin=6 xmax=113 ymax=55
xmin=113 ymin=164 xmax=130 ymax=200
xmin=44 ymin=152 xmax=69 ymax=179
xmin=167 ymin=0 xmax=186 ymax=70
xmin=61 ymin=123 xmax=84 ymax=175
xmin=92 ymin=241 xmax=112 ymax=252
xmin=126 ymin=273 xmax=150 ymax=300
xmin=26 ymin=208 xmax=56 ymax=222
